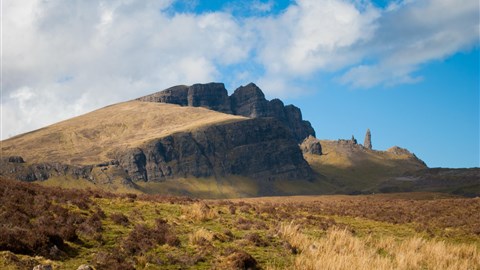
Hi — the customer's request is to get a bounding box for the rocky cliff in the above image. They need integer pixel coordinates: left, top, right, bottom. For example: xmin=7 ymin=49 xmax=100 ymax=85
xmin=138 ymin=82 xmax=315 ymax=142
xmin=119 ymin=118 xmax=312 ymax=182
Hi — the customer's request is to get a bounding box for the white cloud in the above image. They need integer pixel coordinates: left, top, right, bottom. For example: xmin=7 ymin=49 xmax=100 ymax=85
xmin=1 ymin=0 xmax=479 ymax=138
xmin=1 ymin=0 xmax=252 ymax=139
xmin=252 ymin=0 xmax=274 ymax=12
xmin=340 ymin=0 xmax=479 ymax=87
xmin=247 ymin=0 xmax=380 ymax=96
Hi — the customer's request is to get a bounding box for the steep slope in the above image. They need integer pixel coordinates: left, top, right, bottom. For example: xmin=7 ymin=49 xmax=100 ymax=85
xmin=1 ymin=101 xmax=245 ymax=165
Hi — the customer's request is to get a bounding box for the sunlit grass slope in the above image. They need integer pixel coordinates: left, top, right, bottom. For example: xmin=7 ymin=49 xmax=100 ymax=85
xmin=1 ymin=101 xmax=246 ymax=165
xmin=306 ymin=140 xmax=427 ymax=193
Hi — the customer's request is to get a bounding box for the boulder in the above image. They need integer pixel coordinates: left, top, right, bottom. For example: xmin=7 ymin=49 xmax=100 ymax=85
xmin=77 ymin=265 xmax=94 ymax=270
xmin=300 ymin=136 xmax=322 ymax=155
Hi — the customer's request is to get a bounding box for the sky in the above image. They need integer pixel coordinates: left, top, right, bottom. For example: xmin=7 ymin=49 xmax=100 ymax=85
xmin=1 ymin=0 xmax=479 ymax=168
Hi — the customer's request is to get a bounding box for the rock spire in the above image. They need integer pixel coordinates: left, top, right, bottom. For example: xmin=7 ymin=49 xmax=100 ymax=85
xmin=364 ymin=129 xmax=372 ymax=149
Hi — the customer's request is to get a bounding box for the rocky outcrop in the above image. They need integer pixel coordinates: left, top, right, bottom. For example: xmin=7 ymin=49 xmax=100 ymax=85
xmin=187 ymin=83 xmax=232 ymax=114
xmin=137 ymin=83 xmax=231 ymax=113
xmin=0 ymin=157 xmax=137 ymax=188
xmin=138 ymin=82 xmax=315 ymax=142
xmin=118 ymin=118 xmax=313 ymax=182
xmin=230 ymin=83 xmax=315 ymax=142
xmin=0 ymin=158 xmax=94 ymax=182
xmin=387 ymin=146 xmax=415 ymax=156
xmin=137 ymin=85 xmax=189 ymax=105
xmin=300 ymin=136 xmax=322 ymax=155
xmin=364 ymin=129 xmax=372 ymax=149
xmin=350 ymin=135 xmax=357 ymax=145
xmin=387 ymin=146 xmax=427 ymax=166
xmin=7 ymin=156 xmax=25 ymax=163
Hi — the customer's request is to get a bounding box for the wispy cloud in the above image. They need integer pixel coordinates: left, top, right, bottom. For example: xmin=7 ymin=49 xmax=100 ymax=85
xmin=2 ymin=0 xmax=479 ymax=138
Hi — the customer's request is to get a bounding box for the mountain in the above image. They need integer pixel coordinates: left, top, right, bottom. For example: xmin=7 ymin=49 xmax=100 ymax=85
xmin=1 ymin=84 xmax=315 ymax=197
xmin=1 ymin=82 xmax=477 ymax=197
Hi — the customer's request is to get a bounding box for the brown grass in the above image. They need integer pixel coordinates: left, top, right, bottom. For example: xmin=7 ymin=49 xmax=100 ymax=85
xmin=189 ymin=228 xmax=216 ymax=246
xmin=235 ymin=193 xmax=480 ymax=236
xmin=278 ymin=222 xmax=479 ymax=270
xmin=185 ymin=202 xmax=218 ymax=221
xmin=0 ymin=178 xmax=478 ymax=269
xmin=1 ymin=101 xmax=246 ymax=165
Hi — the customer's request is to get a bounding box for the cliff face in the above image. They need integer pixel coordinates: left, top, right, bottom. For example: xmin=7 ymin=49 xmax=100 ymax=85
xmin=119 ymin=118 xmax=313 ymax=182
xmin=138 ymin=82 xmax=315 ymax=142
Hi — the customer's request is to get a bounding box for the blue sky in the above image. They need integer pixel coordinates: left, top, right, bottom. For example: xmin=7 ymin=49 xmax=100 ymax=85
xmin=2 ymin=0 xmax=479 ymax=168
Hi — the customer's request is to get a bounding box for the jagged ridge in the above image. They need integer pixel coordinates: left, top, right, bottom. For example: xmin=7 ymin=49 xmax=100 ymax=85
xmin=137 ymin=82 xmax=315 ymax=142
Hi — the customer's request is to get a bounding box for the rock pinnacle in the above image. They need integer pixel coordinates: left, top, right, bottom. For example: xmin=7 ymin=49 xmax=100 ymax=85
xmin=364 ymin=128 xmax=372 ymax=149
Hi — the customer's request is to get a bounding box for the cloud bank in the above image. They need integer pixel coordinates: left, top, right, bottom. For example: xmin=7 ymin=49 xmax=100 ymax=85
xmin=2 ymin=0 xmax=479 ymax=138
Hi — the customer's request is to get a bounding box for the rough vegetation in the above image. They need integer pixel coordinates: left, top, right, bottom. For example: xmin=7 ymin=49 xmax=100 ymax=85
xmin=1 ymin=177 xmax=478 ymax=269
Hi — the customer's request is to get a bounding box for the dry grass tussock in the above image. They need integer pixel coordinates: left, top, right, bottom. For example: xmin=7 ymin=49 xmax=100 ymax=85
xmin=278 ymin=222 xmax=480 ymax=270
xmin=185 ymin=202 xmax=218 ymax=221
xmin=189 ymin=228 xmax=216 ymax=246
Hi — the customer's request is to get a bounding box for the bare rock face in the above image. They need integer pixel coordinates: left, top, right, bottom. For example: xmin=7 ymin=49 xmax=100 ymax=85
xmin=118 ymin=118 xmax=313 ymax=182
xmin=300 ymin=135 xmax=322 ymax=155
xmin=138 ymin=82 xmax=315 ymax=142
xmin=137 ymin=83 xmax=231 ymax=113
xmin=137 ymin=85 xmax=189 ymax=105
xmin=364 ymin=129 xmax=372 ymax=149
xmin=187 ymin=83 xmax=232 ymax=114
xmin=230 ymin=83 xmax=315 ymax=142
xmin=0 ymin=158 xmax=94 ymax=182
xmin=230 ymin=83 xmax=269 ymax=118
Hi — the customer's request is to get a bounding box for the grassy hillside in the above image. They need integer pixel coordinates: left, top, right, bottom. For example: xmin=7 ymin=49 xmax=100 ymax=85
xmin=34 ymin=174 xmax=336 ymax=199
xmin=306 ymin=140 xmax=428 ymax=194
xmin=1 ymin=101 xmax=246 ymax=165
xmin=0 ymin=178 xmax=478 ymax=269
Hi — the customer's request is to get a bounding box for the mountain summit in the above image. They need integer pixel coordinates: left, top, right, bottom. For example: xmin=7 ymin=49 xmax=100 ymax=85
xmin=137 ymin=82 xmax=315 ymax=142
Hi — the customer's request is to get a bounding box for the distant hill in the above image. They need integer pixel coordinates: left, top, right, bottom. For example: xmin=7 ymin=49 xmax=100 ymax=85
xmin=301 ymin=137 xmax=479 ymax=197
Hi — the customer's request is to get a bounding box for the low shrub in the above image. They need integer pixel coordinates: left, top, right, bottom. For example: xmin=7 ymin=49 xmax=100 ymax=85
xmin=110 ymin=213 xmax=130 ymax=226
xmin=122 ymin=218 xmax=179 ymax=256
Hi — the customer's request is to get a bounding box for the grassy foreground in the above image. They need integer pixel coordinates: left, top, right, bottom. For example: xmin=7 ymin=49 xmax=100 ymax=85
xmin=0 ymin=178 xmax=478 ymax=269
